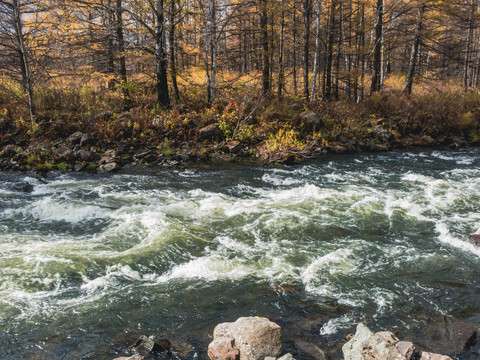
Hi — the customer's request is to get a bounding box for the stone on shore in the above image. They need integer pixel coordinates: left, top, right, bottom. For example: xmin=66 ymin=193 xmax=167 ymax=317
xmin=376 ymin=331 xmax=399 ymax=345
xmin=113 ymin=356 xmax=144 ymax=360
xmin=208 ymin=317 xmax=282 ymax=360
xmin=342 ymin=323 xmax=405 ymax=360
xmin=418 ymin=351 xmax=452 ymax=360
xmin=396 ymin=341 xmax=416 ymax=360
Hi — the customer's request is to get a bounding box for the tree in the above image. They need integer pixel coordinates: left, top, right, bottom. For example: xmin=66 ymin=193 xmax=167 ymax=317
xmin=403 ymin=2 xmax=425 ymax=95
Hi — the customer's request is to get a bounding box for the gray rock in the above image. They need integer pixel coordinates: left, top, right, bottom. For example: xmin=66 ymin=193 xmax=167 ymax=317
xmin=342 ymin=323 xmax=405 ymax=360
xmin=198 ymin=124 xmax=222 ymax=140
xmin=292 ymin=339 xmax=326 ymax=360
xmin=129 ymin=335 xmax=171 ymax=357
xmin=264 ymin=354 xmax=296 ymax=360
xmin=396 ymin=341 xmax=415 ymax=360
xmin=53 ymin=145 xmax=73 ymax=161
xmin=99 ymin=149 xmax=116 ymax=165
xmin=278 ymin=354 xmax=296 ymax=360
xmin=77 ymin=149 xmax=93 ymax=162
xmin=300 ymin=111 xmax=321 ymax=126
xmin=98 ymin=162 xmax=119 ymax=173
xmin=209 ymin=317 xmax=282 ymax=360
xmin=68 ymin=131 xmax=85 ymax=145
xmin=415 ymin=315 xmax=477 ymax=355
xmin=113 ymin=356 xmax=144 ymax=360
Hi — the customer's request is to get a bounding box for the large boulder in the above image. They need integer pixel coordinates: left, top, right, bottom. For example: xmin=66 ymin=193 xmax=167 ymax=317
xmin=208 ymin=317 xmax=282 ymax=360
xmin=342 ymin=324 xmax=405 ymax=360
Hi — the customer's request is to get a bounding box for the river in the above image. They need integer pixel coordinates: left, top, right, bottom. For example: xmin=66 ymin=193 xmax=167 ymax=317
xmin=1 ymin=149 xmax=480 ymax=359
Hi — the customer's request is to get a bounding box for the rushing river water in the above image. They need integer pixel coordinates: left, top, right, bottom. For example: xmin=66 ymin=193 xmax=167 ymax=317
xmin=1 ymin=149 xmax=480 ymax=359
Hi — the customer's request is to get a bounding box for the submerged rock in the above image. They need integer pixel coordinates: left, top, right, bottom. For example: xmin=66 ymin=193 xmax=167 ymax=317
xmin=291 ymin=339 xmax=326 ymax=360
xmin=342 ymin=323 xmax=404 ymax=360
xmin=414 ymin=314 xmax=477 ymax=355
xmin=129 ymin=335 xmax=171 ymax=357
xmin=209 ymin=317 xmax=282 ymax=360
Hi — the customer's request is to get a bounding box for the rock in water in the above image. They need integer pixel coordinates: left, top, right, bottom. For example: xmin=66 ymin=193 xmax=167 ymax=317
xmin=342 ymin=323 xmax=405 ymax=360
xmin=129 ymin=335 xmax=171 ymax=357
xmin=469 ymin=234 xmax=480 ymax=246
xmin=209 ymin=317 xmax=282 ymax=360
xmin=415 ymin=315 xmax=477 ymax=355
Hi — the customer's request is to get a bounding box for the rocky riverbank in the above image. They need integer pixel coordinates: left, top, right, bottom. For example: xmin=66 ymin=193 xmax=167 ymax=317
xmin=111 ymin=316 xmax=479 ymax=360
xmin=0 ymin=110 xmax=479 ymax=174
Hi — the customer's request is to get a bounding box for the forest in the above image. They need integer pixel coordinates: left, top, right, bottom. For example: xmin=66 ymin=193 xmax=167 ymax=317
xmin=1 ymin=0 xmax=480 ymax=170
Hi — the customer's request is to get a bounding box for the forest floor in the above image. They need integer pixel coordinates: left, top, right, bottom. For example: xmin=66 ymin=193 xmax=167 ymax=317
xmin=1 ymin=75 xmax=480 ymax=173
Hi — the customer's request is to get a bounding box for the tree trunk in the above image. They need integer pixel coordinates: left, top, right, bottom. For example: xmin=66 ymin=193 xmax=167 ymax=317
xmin=107 ymin=0 xmax=115 ymax=90
xmin=278 ymin=0 xmax=285 ymax=96
xmin=155 ymin=0 xmax=170 ymax=107
xmin=206 ymin=0 xmax=217 ymax=106
xmin=260 ymin=0 xmax=270 ymax=94
xmin=303 ymin=0 xmax=312 ymax=100
xmin=403 ymin=3 xmax=425 ymax=95
xmin=116 ymin=0 xmax=131 ymax=110
xmin=12 ymin=0 xmax=35 ymax=124
xmin=357 ymin=3 xmax=366 ymax=103
xmin=170 ymin=0 xmax=181 ymax=103
xmin=370 ymin=0 xmax=383 ymax=94
xmin=464 ymin=0 xmax=476 ymax=91
xmin=311 ymin=0 xmax=321 ymax=101
xmin=293 ymin=0 xmax=298 ymax=94
xmin=324 ymin=0 xmax=335 ymax=101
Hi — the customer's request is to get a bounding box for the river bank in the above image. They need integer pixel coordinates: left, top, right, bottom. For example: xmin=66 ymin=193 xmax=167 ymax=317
xmin=0 ymin=115 xmax=478 ymax=174
xmin=1 ymin=91 xmax=480 ymax=173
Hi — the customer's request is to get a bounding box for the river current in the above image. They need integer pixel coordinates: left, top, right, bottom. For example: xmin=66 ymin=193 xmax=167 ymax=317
xmin=1 ymin=149 xmax=480 ymax=359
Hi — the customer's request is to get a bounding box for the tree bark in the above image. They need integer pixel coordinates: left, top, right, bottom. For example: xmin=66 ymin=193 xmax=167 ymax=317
xmin=260 ymin=0 xmax=270 ymax=94
xmin=303 ymin=0 xmax=312 ymax=100
xmin=324 ymin=0 xmax=335 ymax=101
xmin=169 ymin=0 xmax=181 ymax=103
xmin=278 ymin=0 xmax=285 ymax=96
xmin=464 ymin=0 xmax=476 ymax=91
xmin=12 ymin=0 xmax=35 ymax=124
xmin=116 ymin=0 xmax=131 ymax=109
xmin=370 ymin=0 xmax=383 ymax=94
xmin=311 ymin=0 xmax=321 ymax=101
xmin=403 ymin=3 xmax=425 ymax=95
xmin=155 ymin=0 xmax=170 ymax=107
